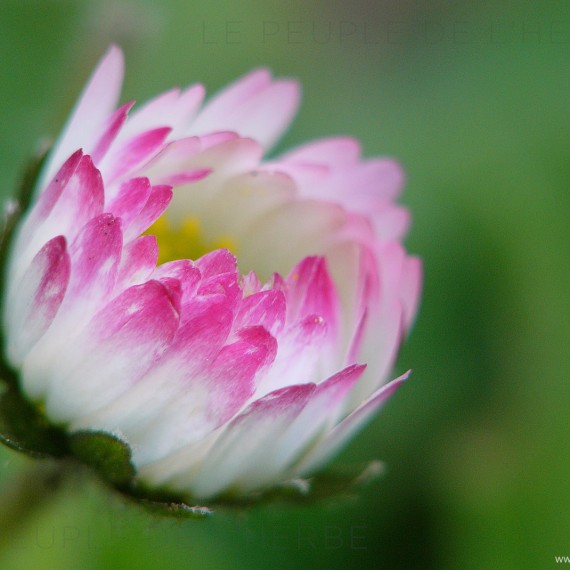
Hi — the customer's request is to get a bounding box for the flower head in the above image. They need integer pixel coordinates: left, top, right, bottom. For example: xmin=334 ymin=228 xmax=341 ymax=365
xmin=1 ymin=47 xmax=421 ymax=502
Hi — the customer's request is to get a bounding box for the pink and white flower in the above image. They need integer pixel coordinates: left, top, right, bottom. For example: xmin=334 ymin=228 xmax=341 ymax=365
xmin=2 ymin=47 xmax=421 ymax=500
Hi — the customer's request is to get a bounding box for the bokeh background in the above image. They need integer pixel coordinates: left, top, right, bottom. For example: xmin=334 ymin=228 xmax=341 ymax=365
xmin=1 ymin=1 xmax=569 ymax=568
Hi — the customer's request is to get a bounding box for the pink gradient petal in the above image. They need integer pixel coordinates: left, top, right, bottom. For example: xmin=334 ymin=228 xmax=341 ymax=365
xmin=46 ymin=279 xmax=181 ymax=421
xmin=261 ymin=161 xmax=328 ymax=194
xmin=296 ymin=371 xmax=410 ymax=475
xmin=204 ymin=326 xmax=277 ymax=421
xmin=124 ymin=184 xmax=173 ymax=241
xmin=310 ymin=363 xmax=367 ymax=416
xmin=346 ymin=309 xmax=368 ymax=365
xmin=41 ymin=45 xmax=124 ymax=186
xmin=234 ymin=289 xmax=286 ymax=336
xmin=276 ymin=142 xmax=406 ymax=236
xmin=176 ymin=84 xmax=207 ymax=126
xmin=253 ymin=311 xmax=328 ymax=398
xmin=101 ymin=127 xmax=172 ymax=185
xmin=75 ymin=294 xmax=236 ymax=442
xmin=90 ymin=101 xmax=135 ymax=163
xmin=160 ymin=168 xmax=211 ymax=187
xmin=142 ymin=134 xmax=212 ymax=185
xmin=106 ymin=177 xmax=151 ymax=228
xmin=17 ymin=154 xmax=104 ymax=273
xmin=195 ymin=248 xmax=237 ymax=279
xmin=19 ymin=215 xmax=123 ymax=402
xmin=190 ymin=69 xmax=272 ymax=132
xmin=190 ymin=69 xmax=299 ymax=150
xmin=351 ymin=158 xmax=405 ymax=202
xmin=152 ymin=259 xmax=201 ymax=301
xmin=198 ymin=131 xmax=239 ymax=150
xmin=343 ymin=241 xmax=407 ymax=403
xmin=281 ymin=137 xmax=361 ymax=165
xmin=116 ymin=235 xmax=158 ymax=289
xmin=143 ymin=136 xmax=202 ymax=178
xmin=239 ymin=363 xmax=366 ymax=490
xmin=110 ymin=324 xmax=277 ymax=466
xmin=121 ymin=84 xmax=205 ymax=141
xmin=241 ymin=271 xmax=263 ymax=295
xmin=181 ymin=383 xmax=316 ymax=498
xmin=401 ymin=256 xmax=422 ymax=331
xmin=218 ymin=79 xmax=300 ymax=150
xmin=196 ymin=270 xmax=242 ymax=315
xmin=90 ymin=280 xmax=180 ymax=340
xmin=172 ymin=296 xmax=234 ymax=361
xmin=314 ymin=158 xmax=404 ymax=204
xmin=5 ymin=236 xmax=70 ymax=363
xmin=325 ymin=240 xmax=368 ymax=336
xmin=285 ymin=256 xmax=339 ymax=330
xmin=66 ymin=214 xmax=122 ymax=304
xmin=162 ymin=137 xmax=265 ymax=228
xmin=48 ymin=154 xmax=105 ymax=235
xmin=25 ymin=150 xmax=83 ymax=224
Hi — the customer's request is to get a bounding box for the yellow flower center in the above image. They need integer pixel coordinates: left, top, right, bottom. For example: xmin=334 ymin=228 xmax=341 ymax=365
xmin=146 ymin=216 xmax=238 ymax=264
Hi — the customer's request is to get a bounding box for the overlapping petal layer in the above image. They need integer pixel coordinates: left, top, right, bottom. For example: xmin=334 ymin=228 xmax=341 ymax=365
xmin=3 ymin=46 xmax=421 ymax=500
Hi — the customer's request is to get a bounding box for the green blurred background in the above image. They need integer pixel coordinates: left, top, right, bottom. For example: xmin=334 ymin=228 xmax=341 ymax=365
xmin=1 ymin=1 xmax=569 ymax=568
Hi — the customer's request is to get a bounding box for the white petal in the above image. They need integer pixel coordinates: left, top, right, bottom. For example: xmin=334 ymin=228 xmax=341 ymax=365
xmin=40 ymin=46 xmax=124 ymax=188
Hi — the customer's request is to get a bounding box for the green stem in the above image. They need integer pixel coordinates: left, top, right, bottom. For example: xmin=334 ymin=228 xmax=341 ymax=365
xmin=0 ymin=459 xmax=66 ymax=548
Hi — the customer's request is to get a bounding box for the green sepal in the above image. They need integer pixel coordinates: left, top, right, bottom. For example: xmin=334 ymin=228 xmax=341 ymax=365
xmin=68 ymin=430 xmax=136 ymax=489
xmin=285 ymin=460 xmax=385 ymax=503
xmin=134 ymin=498 xmax=213 ymax=519
xmin=0 ymin=378 xmax=67 ymax=458
xmin=210 ymin=460 xmax=386 ymax=509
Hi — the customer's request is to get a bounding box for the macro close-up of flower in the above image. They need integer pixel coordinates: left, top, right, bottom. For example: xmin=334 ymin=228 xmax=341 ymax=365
xmin=0 ymin=46 xmax=421 ymax=503
xmin=2 ymin=1 xmax=568 ymax=567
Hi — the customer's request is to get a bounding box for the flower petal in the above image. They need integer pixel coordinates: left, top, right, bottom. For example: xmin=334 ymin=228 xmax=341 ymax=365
xmin=195 ymin=248 xmax=237 ymax=280
xmin=65 ymin=214 xmax=123 ymax=308
xmin=15 ymin=154 xmax=104 ymax=280
xmin=296 ymin=371 xmax=410 ymax=476
xmin=401 ymin=256 xmax=422 ymax=331
xmin=190 ymin=69 xmax=300 ymax=149
xmin=163 ymin=137 xmax=264 ymax=228
xmin=152 ymin=259 xmax=201 ymax=301
xmin=120 ymin=85 xmax=205 ymax=141
xmin=124 ymin=184 xmax=173 ymax=241
xmin=116 ymin=235 xmax=158 ymax=290
xmin=100 ymin=127 xmax=172 ymax=186
xmin=234 ymin=289 xmax=286 ymax=336
xmin=47 ymin=280 xmax=181 ymax=422
xmin=284 ymin=256 xmax=339 ymax=329
xmin=5 ymin=236 xmax=70 ymax=364
xmin=238 ymin=200 xmax=347 ymax=279
xmin=40 ymin=45 xmax=124 ymax=187
xmin=281 ymin=137 xmax=361 ymax=165
xmin=237 ymin=363 xmax=366 ymax=491
xmin=74 ymin=293 xmax=236 ymax=442
xmin=105 ymin=177 xmax=152 ymax=228
xmin=90 ymin=101 xmax=135 ymax=163
xmin=155 ymin=383 xmax=316 ymax=498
